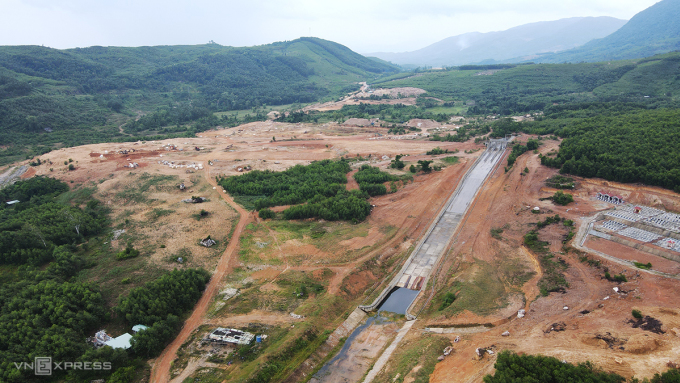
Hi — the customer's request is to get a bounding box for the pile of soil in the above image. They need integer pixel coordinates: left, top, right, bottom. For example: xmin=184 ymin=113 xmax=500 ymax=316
xmin=626 ymin=333 xmax=661 ymax=354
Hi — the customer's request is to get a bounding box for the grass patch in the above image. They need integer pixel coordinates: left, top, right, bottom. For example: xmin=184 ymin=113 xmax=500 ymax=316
xmin=435 ymin=261 xmax=508 ymax=317
xmin=441 ymin=156 xmax=459 ymax=164
xmin=579 ymin=254 xmax=602 ymax=268
xmin=233 ymin=195 xmax=265 ymax=211
xmin=114 ymin=173 xmax=177 ymax=204
xmin=373 ymin=335 xmax=451 ymax=383
xmin=524 ymin=215 xmax=570 ymax=296
xmin=55 ymin=185 xmax=97 ymax=205
xmin=167 ymin=248 xmax=192 ymax=265
xmin=146 ymin=207 xmax=175 ymax=221
xmin=537 ymin=254 xmax=569 ymax=296
xmin=605 ymin=272 xmax=627 ymax=283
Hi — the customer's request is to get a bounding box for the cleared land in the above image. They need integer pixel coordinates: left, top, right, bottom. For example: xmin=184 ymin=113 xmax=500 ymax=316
xmin=13 ymin=119 xmax=680 ymax=383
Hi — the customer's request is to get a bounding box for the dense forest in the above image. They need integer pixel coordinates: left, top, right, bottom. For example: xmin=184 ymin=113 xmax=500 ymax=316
xmin=0 ymin=178 xmax=210 ymax=381
xmin=487 ymin=106 xmax=680 ymax=193
xmin=0 ymin=176 xmax=107 ymax=265
xmin=537 ymin=109 xmax=680 ymax=192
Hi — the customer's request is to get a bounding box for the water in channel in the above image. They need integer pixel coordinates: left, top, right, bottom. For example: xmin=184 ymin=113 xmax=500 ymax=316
xmin=310 ymin=287 xmax=418 ymax=382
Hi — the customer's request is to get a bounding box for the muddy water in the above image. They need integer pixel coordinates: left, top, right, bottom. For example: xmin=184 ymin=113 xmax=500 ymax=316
xmin=310 ymin=314 xmax=398 ymax=383
xmin=377 ymin=287 xmax=419 ymax=315
xmin=310 ymin=288 xmax=417 ymax=382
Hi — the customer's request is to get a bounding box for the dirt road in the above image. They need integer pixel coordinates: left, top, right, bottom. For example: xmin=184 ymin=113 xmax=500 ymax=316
xmin=150 ymin=169 xmax=252 ymax=383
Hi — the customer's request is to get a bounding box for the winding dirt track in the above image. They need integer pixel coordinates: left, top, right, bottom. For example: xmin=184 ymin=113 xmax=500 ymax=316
xmin=150 ymin=169 xmax=252 ymax=383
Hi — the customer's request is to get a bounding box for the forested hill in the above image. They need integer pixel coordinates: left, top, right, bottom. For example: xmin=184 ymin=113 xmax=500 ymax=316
xmin=0 ymin=38 xmax=398 ymax=164
xmin=0 ymin=38 xmax=397 ymax=96
xmin=373 ymin=51 xmax=680 ymax=116
xmin=534 ymin=0 xmax=680 ymax=63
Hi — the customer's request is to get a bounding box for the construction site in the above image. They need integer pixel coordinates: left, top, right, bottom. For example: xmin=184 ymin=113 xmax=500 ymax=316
xmin=7 ymin=97 xmax=680 ymax=383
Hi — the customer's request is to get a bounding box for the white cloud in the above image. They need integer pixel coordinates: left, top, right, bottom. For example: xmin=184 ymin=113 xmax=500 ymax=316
xmin=0 ymin=0 xmax=663 ymax=52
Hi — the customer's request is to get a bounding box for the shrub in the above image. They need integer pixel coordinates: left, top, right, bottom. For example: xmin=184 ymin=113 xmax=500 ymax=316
xmin=490 ymin=228 xmax=504 ymax=240
xmin=259 ymin=208 xmax=275 ymax=219
xmin=439 ymin=292 xmax=456 ymax=310
xmin=613 ymin=274 xmax=627 ymax=283
xmin=605 ymin=272 xmax=627 ymax=283
xmin=418 ymin=160 xmax=433 ymax=172
xmin=632 ymin=309 xmax=643 ymax=319
xmin=634 ymin=262 xmax=652 ymax=270
xmin=426 ymin=147 xmax=448 ymax=155
xmin=409 ymin=164 xmax=417 ymax=173
xmin=552 ymin=191 xmax=574 ymax=205
xmin=116 ymin=245 xmax=140 ymax=260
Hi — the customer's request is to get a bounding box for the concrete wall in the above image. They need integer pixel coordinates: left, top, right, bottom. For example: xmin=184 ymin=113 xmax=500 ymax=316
xmin=606 ymin=236 xmax=680 ymax=263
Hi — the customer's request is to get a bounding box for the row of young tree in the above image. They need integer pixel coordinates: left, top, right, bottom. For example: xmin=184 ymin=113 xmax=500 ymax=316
xmin=116 ymin=268 xmax=211 ymax=357
xmin=321 ymin=103 xmax=453 ymax=124
xmin=0 ymin=177 xmax=108 ymax=265
xmin=219 ymin=160 xmax=350 ymax=210
xmin=282 ymin=189 xmax=372 ymax=222
xmin=354 ymin=164 xmax=400 ymax=197
xmin=219 ymin=160 xmax=378 ymax=222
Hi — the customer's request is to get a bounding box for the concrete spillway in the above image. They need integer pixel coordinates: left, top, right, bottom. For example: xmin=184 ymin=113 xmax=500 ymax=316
xmin=359 ymin=138 xmax=509 ymax=317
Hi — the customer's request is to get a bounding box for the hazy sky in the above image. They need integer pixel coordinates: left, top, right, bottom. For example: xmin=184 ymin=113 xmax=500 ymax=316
xmin=0 ymin=0 xmax=663 ymax=53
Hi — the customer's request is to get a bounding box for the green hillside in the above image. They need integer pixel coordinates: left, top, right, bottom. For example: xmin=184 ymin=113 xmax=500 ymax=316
xmin=536 ymin=0 xmax=680 ymax=63
xmin=0 ymin=38 xmax=398 ymax=165
xmin=373 ymin=52 xmax=680 ymax=115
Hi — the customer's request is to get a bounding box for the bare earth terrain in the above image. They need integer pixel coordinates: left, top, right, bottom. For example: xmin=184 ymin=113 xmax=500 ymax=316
xmin=15 ymin=118 xmax=680 ymax=382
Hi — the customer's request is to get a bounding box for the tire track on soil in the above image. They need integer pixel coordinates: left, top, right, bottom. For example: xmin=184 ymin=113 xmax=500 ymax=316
xmin=150 ymin=169 xmax=252 ymax=383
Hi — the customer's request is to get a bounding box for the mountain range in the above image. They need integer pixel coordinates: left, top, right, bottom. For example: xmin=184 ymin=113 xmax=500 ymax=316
xmin=367 ymin=17 xmax=626 ymax=67
xmin=533 ymin=0 xmax=680 ymax=63
xmin=369 ymin=0 xmax=680 ymax=67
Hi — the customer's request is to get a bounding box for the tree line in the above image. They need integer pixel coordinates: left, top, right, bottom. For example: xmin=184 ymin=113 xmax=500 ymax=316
xmin=484 ymin=351 xmax=680 ymax=383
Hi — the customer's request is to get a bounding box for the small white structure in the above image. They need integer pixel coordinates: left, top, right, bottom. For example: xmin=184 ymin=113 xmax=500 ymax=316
xmin=208 ymin=328 xmax=254 ymax=345
xmin=6 ymin=200 xmax=20 ymax=205
xmin=93 ymin=330 xmax=133 ymax=349
xmin=105 ymin=333 xmax=133 ymax=350
xmin=132 ymin=324 xmax=149 ymax=333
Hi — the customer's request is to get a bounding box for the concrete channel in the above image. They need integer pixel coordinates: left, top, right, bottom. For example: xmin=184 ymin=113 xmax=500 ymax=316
xmin=309 ymin=139 xmax=510 ymax=383
xmin=359 ymin=138 xmax=509 ymax=318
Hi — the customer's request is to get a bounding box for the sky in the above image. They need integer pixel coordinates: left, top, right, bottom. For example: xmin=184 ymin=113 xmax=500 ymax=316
xmin=0 ymin=0 xmax=663 ymax=53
